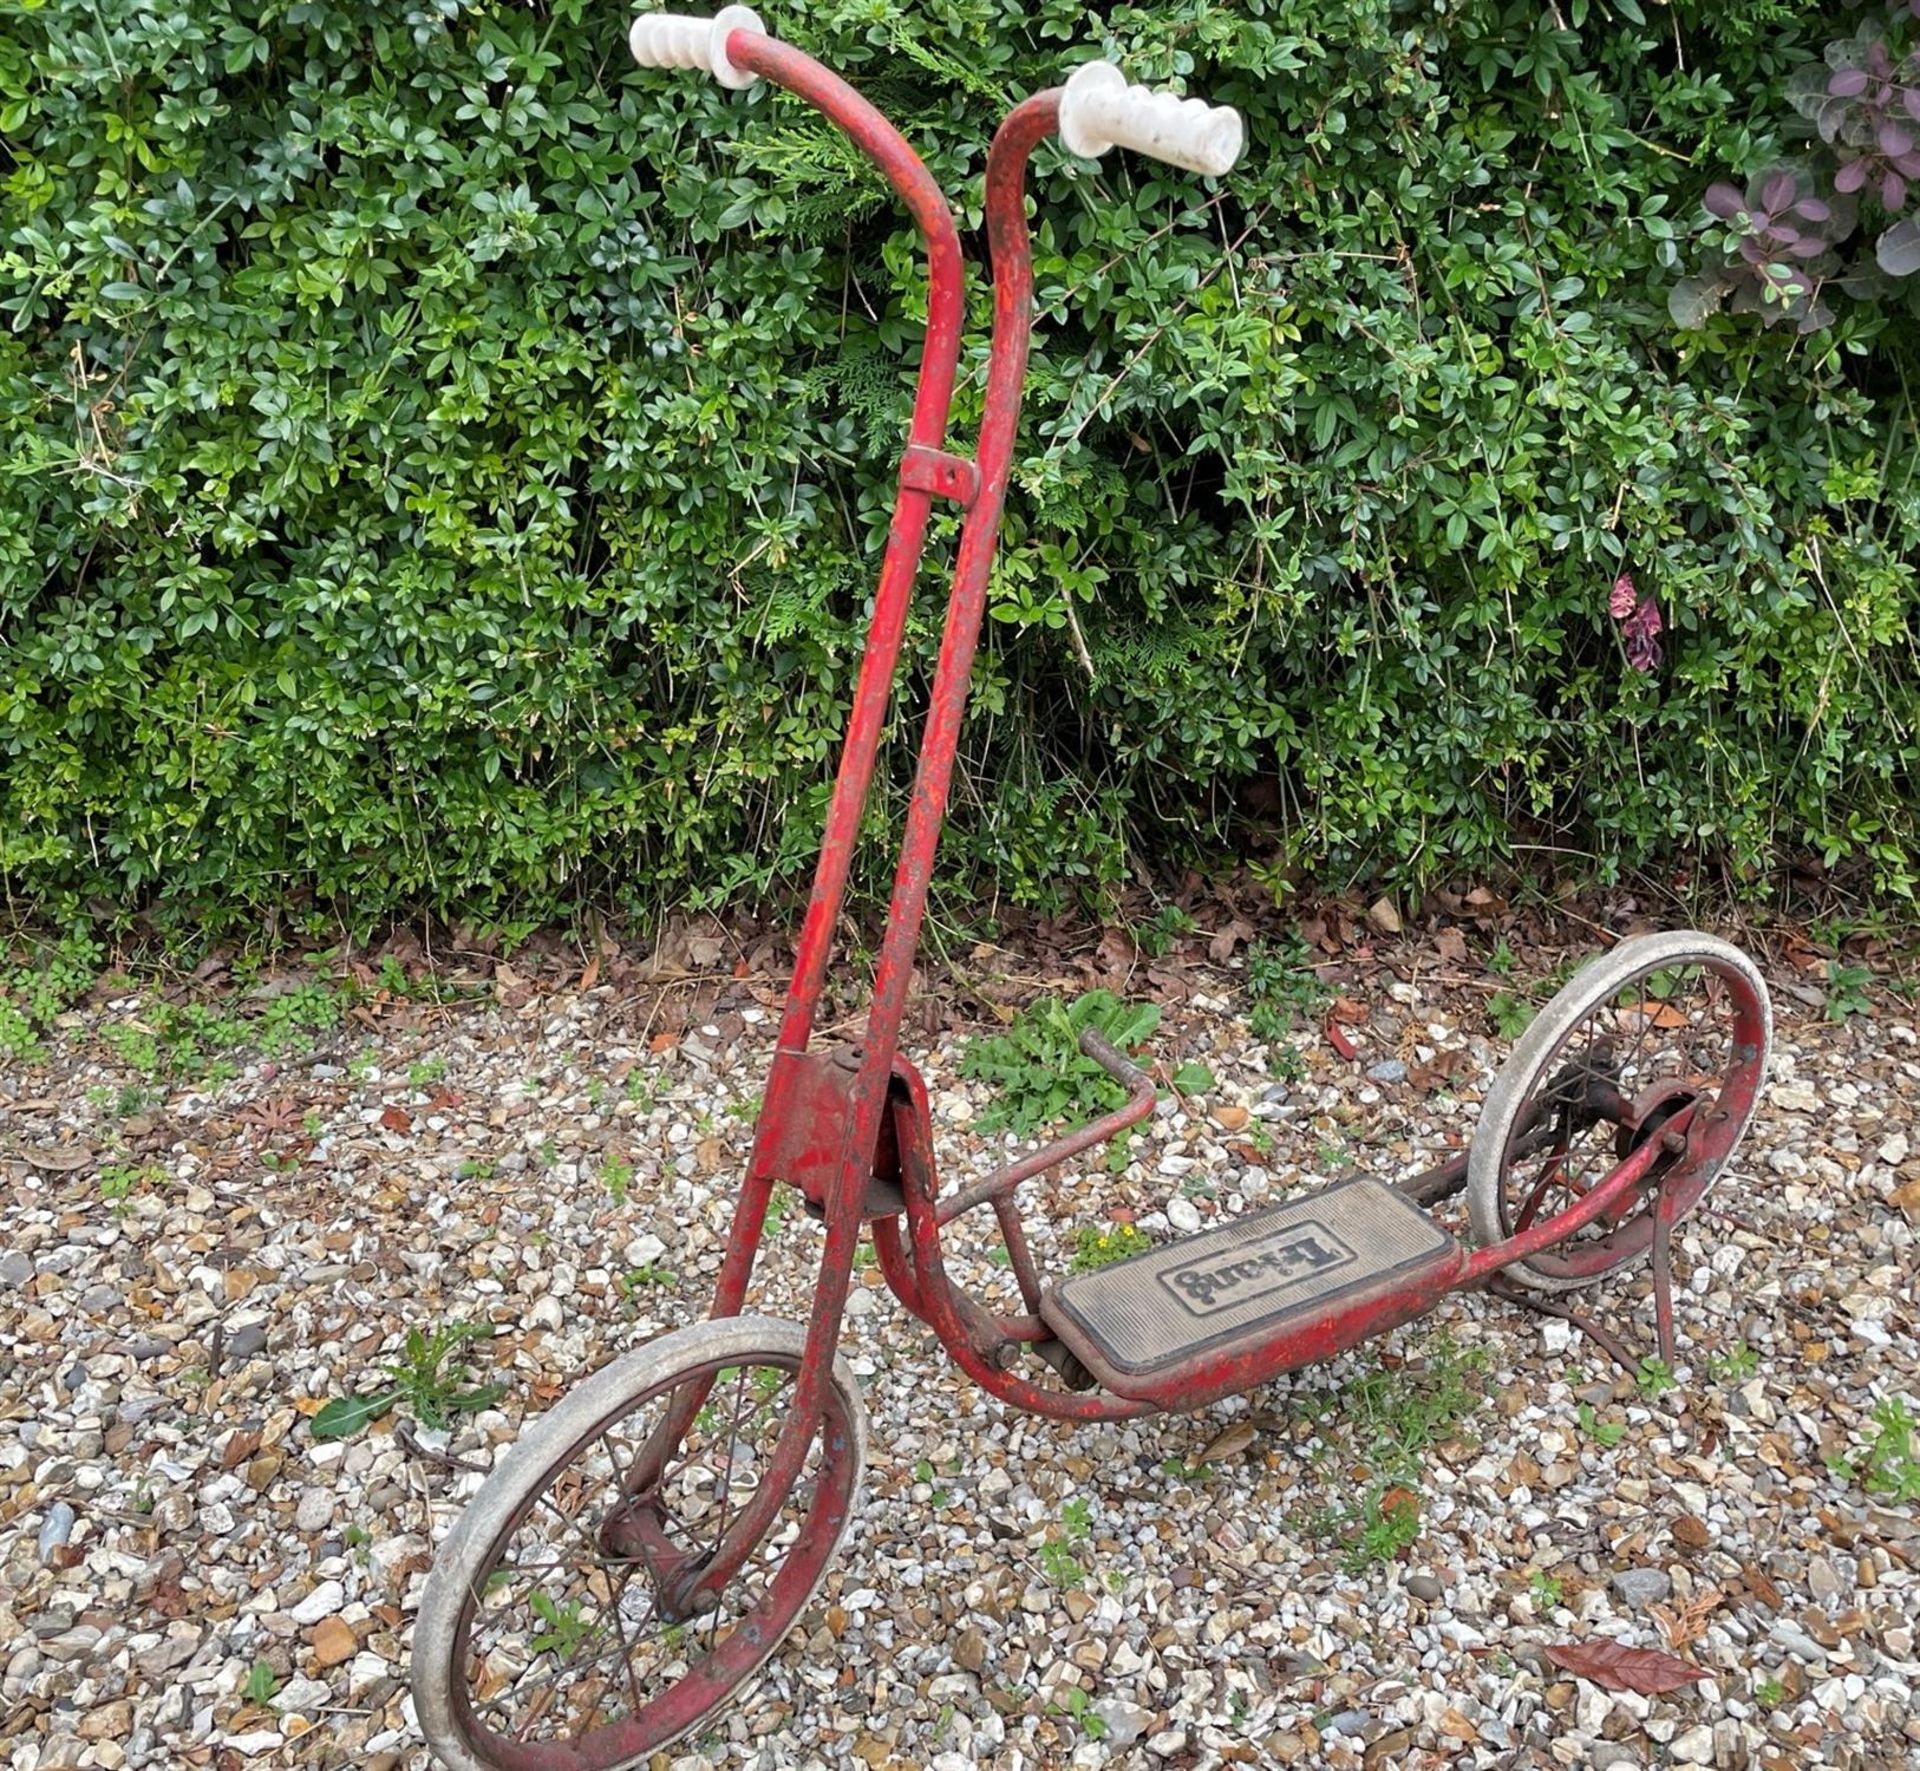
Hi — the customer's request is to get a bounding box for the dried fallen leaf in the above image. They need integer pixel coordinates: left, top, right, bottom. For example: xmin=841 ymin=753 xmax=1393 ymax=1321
xmin=1670 ymin=1515 xmax=1711 ymax=1551
xmin=1197 ymin=1421 xmax=1260 ymax=1463
xmin=19 ymin=1143 xmax=94 ymax=1173
xmin=1651 ymin=1585 xmax=1724 ymax=1651
xmin=1323 ymin=1015 xmax=1357 ymax=1062
xmin=1409 ymin=1048 xmax=1473 ymax=1092
xmin=1379 ymin=1485 xmax=1420 ymax=1523
xmin=378 ymin=1105 xmax=411 ymax=1135
xmin=1208 ymin=917 xmax=1255 ymax=965
xmin=1367 ymin=896 xmax=1402 ymax=935
xmin=1542 ymin=1641 xmax=1705 ymax=1694
xmin=1434 ymin=926 xmax=1468 ymax=966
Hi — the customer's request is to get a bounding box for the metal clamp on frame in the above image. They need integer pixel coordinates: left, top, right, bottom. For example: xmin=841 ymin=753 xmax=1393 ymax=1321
xmin=898 ymin=443 xmax=980 ymax=507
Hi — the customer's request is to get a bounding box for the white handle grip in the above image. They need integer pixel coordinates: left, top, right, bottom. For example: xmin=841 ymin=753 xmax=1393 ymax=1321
xmin=628 ymin=6 xmax=764 ymax=90
xmin=1058 ymin=61 xmax=1243 ymax=177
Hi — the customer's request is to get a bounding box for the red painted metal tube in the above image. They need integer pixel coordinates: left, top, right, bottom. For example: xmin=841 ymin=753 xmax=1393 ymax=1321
xmin=938 ymin=1055 xmax=1156 ymax=1225
xmin=683 ymin=29 xmax=973 ymax=1603
xmin=736 ymin=28 xmax=969 ymax=1066
xmin=894 ymin=1045 xmax=1151 ymax=1421
xmin=704 ymin=27 xmax=965 ymax=1337
xmin=839 ymin=94 xmax=1057 ymax=1112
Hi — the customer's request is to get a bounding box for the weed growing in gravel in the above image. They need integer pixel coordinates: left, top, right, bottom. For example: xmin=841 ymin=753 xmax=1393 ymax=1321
xmin=959 ymin=991 xmax=1158 ymax=1137
xmin=1707 ymin=1342 xmax=1760 ymax=1384
xmin=407 ymin=1055 xmax=447 ymax=1088
xmin=0 ymin=931 xmax=102 ymax=1063
xmin=624 ymin=1068 xmax=663 ymax=1109
xmin=1068 ymin=1224 xmax=1152 ymax=1274
xmin=1488 ymin=991 xmax=1535 ymax=1040
xmin=1754 ymin=1675 xmax=1785 ymax=1708
xmin=0 ymin=998 xmax=44 ymax=1063
xmin=1266 ymin=1043 xmax=1307 ymax=1084
xmin=242 ymin=1661 xmax=278 ymax=1705
xmin=1530 ymin=1570 xmax=1565 ymax=1609
xmin=1300 ymin=1337 xmax=1488 ymax=1569
xmin=1636 ymin=1357 xmax=1678 ymax=1400
xmin=258 ymin=982 xmax=345 ymax=1055
xmin=1051 ymin=1685 xmax=1108 ymax=1740
xmin=1170 ymin=1060 xmax=1215 ymax=1095
xmin=1824 ymin=961 xmax=1874 ymax=1021
xmin=97 ymin=1162 xmax=154 ymax=1204
xmin=1037 ymin=1538 xmax=1084 ymax=1589
xmin=600 ymin=1153 xmax=634 ymax=1207
xmin=913 ymin=1458 xmax=951 ymax=1508
xmin=617 ymin=1265 xmax=677 ymax=1307
xmin=1340 ymin=1486 xmax=1422 ymax=1573
xmin=1035 ymin=1497 xmax=1093 ymax=1588
xmin=310 ymin=1320 xmax=507 ymax=1441
xmin=1831 ymin=1397 xmax=1920 ymax=1503
xmin=528 ymin=1591 xmax=599 ymax=1658
xmin=1576 ymin=1402 xmax=1626 ymax=1449
xmin=1136 ymin=904 xmax=1196 ymax=958
xmin=1244 ymin=935 xmax=1328 ymax=1043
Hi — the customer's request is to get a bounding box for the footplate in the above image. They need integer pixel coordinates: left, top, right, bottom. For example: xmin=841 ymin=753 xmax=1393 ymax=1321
xmin=1039 ymin=1177 xmax=1465 ymax=1409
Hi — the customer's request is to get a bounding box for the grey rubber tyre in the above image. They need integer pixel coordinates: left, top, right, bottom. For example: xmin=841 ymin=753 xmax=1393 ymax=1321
xmin=1467 ymin=931 xmax=1771 ymax=1295
xmin=411 ymin=1314 xmax=867 ymax=1771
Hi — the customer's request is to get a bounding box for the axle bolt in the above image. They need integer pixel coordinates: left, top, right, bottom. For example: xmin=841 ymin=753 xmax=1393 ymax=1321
xmin=1660 ymin=1130 xmax=1687 ymax=1154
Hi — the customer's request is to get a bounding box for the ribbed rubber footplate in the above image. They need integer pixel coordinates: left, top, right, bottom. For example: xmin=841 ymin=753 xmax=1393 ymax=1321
xmin=1041 ymin=1176 xmax=1455 ymax=1378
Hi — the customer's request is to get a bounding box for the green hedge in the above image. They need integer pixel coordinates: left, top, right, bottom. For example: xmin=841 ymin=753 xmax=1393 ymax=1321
xmin=3 ymin=0 xmax=1916 ymax=933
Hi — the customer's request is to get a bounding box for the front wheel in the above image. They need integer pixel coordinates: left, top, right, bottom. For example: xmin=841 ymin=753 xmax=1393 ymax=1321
xmin=412 ymin=1315 xmax=867 ymax=1771
xmin=1467 ymin=931 xmax=1771 ymax=1295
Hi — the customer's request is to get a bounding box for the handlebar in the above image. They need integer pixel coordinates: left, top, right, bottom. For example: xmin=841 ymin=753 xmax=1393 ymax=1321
xmin=628 ymin=4 xmax=764 ymax=89
xmin=626 ymin=14 xmax=1243 ymax=177
xmin=1057 ymin=60 xmax=1243 ymax=177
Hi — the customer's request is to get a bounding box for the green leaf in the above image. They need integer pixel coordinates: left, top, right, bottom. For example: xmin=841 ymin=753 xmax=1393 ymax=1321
xmin=310 ymin=1389 xmax=401 ymax=1441
xmin=1170 ymin=1061 xmax=1216 ymax=1095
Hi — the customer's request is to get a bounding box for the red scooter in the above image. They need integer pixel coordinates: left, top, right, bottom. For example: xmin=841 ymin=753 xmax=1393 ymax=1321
xmin=412 ymin=15 xmax=1772 ymax=1765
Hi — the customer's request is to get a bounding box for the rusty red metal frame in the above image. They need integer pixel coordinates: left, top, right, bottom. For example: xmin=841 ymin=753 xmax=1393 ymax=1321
xmin=664 ymin=25 xmax=1718 ymax=1606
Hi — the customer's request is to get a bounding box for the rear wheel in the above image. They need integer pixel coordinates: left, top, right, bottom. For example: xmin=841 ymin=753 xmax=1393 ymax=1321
xmin=1467 ymin=932 xmax=1770 ymax=1295
xmin=412 ymin=1315 xmax=866 ymax=1770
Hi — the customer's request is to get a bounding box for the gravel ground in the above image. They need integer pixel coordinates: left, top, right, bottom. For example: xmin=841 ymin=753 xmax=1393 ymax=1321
xmin=3 ymin=927 xmax=1918 ymax=1771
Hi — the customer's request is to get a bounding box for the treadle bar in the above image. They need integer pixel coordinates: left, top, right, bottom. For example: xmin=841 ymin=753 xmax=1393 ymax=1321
xmin=1040 ymin=1178 xmax=1465 ymax=1410
xmin=937 ymin=1027 xmax=1156 ymax=1226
